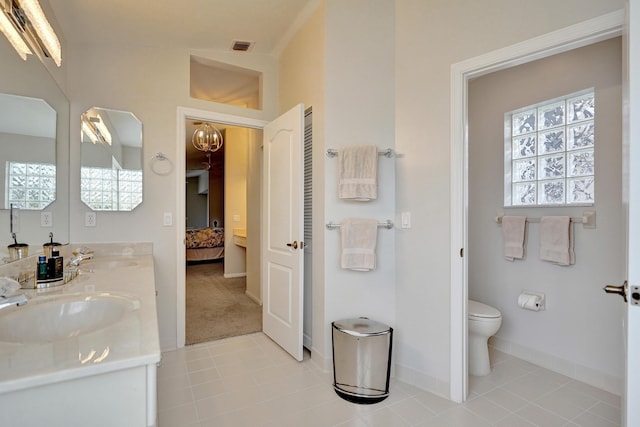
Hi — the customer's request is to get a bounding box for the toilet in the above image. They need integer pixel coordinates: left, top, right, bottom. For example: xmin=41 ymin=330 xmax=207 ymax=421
xmin=468 ymin=299 xmax=502 ymax=376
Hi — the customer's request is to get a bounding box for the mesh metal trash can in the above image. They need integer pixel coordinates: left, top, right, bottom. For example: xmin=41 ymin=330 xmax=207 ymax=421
xmin=332 ymin=317 xmax=393 ymax=404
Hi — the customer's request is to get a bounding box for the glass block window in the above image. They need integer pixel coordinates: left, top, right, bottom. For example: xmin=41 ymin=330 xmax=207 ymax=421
xmin=505 ymin=89 xmax=595 ymax=206
xmin=6 ymin=162 xmax=56 ymax=210
xmin=81 ymin=167 xmax=142 ymax=211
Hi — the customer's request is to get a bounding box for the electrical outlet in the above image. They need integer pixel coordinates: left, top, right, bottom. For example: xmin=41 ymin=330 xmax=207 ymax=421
xmin=41 ymin=212 xmax=53 ymax=227
xmin=85 ymin=212 xmax=97 ymax=227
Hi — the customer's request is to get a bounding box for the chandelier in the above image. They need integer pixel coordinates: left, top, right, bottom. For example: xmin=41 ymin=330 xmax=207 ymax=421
xmin=192 ymin=122 xmax=223 ymax=153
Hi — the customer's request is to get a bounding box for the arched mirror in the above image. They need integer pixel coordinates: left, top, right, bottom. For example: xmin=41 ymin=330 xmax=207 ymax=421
xmin=0 ymin=93 xmax=56 ymax=210
xmin=80 ymin=107 xmax=143 ymax=211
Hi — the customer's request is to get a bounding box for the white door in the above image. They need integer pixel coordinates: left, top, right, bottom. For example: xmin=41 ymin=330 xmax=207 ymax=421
xmin=604 ymin=2 xmax=640 ymax=424
xmin=262 ymin=104 xmax=305 ymax=361
xmin=623 ymin=2 xmax=640 ymax=425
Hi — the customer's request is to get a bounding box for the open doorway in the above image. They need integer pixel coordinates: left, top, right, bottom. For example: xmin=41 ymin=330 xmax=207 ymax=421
xmin=449 ymin=12 xmax=624 ymax=401
xmin=184 ymin=120 xmax=263 ymax=345
xmin=176 ymin=106 xmax=313 ymax=352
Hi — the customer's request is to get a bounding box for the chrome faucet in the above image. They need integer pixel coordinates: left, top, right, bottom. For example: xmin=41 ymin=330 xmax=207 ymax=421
xmin=0 ymin=294 xmax=28 ymax=310
xmin=68 ymin=252 xmax=94 ymax=267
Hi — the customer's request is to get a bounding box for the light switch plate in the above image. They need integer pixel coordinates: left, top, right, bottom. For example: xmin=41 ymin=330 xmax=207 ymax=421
xmin=401 ymin=212 xmax=411 ymax=229
xmin=163 ymin=212 xmax=173 ymax=226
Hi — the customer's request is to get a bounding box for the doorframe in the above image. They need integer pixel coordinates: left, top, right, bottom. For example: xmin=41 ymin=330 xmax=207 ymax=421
xmin=449 ymin=10 xmax=625 ymax=402
xmin=176 ymin=106 xmax=267 ymax=348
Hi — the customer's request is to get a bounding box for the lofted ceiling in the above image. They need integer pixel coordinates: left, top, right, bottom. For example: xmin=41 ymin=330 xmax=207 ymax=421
xmin=42 ymin=0 xmax=316 ymax=174
xmin=45 ymin=0 xmax=318 ymax=55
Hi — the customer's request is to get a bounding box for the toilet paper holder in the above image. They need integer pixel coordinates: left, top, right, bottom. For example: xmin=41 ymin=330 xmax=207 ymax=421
xmin=518 ymin=291 xmax=545 ymax=311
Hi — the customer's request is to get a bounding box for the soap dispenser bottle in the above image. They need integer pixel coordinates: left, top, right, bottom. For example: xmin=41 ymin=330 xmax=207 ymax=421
xmin=47 ymin=249 xmax=63 ymax=280
xmin=37 ymin=255 xmax=47 ymax=281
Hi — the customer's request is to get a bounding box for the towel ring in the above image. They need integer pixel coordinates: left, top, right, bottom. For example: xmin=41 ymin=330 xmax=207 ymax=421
xmin=150 ymin=152 xmax=173 ymax=176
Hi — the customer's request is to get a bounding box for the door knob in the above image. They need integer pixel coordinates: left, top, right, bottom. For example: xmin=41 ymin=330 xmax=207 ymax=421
xmin=603 ymin=280 xmax=628 ymax=302
xmin=286 ymin=241 xmax=298 ymax=249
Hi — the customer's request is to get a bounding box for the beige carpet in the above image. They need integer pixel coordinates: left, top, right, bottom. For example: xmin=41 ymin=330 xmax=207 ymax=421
xmin=185 ymin=261 xmax=262 ymax=345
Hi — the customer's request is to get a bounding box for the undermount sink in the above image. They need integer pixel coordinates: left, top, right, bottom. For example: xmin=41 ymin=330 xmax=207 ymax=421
xmin=80 ymin=259 xmax=138 ymax=271
xmin=0 ymin=293 xmax=140 ymax=343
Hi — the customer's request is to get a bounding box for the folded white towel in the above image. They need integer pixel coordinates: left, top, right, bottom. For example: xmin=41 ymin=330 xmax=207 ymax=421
xmin=338 ymin=145 xmax=378 ymax=201
xmin=502 ymin=216 xmax=527 ymax=261
xmin=340 ymin=218 xmax=378 ymax=271
xmin=539 ymin=216 xmax=574 ymax=265
xmin=0 ymin=277 xmax=20 ymax=297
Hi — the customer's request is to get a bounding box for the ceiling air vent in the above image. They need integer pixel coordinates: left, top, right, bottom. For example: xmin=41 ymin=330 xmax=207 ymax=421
xmin=231 ymin=40 xmax=254 ymax=52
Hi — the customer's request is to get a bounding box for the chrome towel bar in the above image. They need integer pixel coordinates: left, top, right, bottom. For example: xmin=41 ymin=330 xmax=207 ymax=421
xmin=326 ymin=220 xmax=394 ymax=230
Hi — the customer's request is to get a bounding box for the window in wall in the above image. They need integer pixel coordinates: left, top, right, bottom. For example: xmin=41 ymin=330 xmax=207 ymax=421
xmin=81 ymin=166 xmax=142 ymax=211
xmin=6 ymin=161 xmax=56 ymax=209
xmin=505 ymin=89 xmax=595 ymax=206
xmin=190 ymin=55 xmax=262 ymax=110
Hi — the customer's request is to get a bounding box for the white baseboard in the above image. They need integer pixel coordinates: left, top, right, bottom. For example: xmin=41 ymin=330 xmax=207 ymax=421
xmin=245 ymin=289 xmax=261 ymax=305
xmin=310 ymin=346 xmax=332 ymax=372
xmin=223 ymin=272 xmax=246 ymax=278
xmin=489 ymin=336 xmax=622 ymax=396
xmin=394 ymin=362 xmax=450 ymax=399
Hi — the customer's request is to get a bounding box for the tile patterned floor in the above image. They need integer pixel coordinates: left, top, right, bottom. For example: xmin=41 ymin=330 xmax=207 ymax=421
xmin=157 ymin=333 xmax=621 ymax=427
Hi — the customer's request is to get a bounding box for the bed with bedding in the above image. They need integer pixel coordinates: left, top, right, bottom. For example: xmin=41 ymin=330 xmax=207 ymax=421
xmin=185 ymin=227 xmax=225 ymax=262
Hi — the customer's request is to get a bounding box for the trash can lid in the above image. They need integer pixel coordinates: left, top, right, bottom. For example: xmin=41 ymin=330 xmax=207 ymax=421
xmin=332 ymin=317 xmax=391 ymax=337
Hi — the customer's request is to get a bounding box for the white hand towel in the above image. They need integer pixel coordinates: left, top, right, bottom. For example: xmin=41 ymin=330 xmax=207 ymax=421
xmin=0 ymin=277 xmax=20 ymax=297
xmin=539 ymin=216 xmax=574 ymax=265
xmin=338 ymin=145 xmax=378 ymax=201
xmin=340 ymin=218 xmax=378 ymax=271
xmin=502 ymin=216 xmax=527 ymax=261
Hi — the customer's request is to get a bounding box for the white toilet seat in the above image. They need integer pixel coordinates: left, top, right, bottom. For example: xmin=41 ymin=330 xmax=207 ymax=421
xmin=469 ymin=300 xmax=501 ymax=319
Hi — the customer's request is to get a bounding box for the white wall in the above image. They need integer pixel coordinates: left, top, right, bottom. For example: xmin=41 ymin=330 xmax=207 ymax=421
xmin=469 ymin=37 xmax=624 ymax=391
xmin=66 ymin=43 xmax=278 ymax=350
xmin=0 ymin=38 xmax=69 ymax=255
xmin=246 ymin=128 xmax=262 ymax=303
xmin=395 ymin=0 xmax=625 ymax=395
xmin=278 ymin=3 xmax=327 ymax=362
xmin=224 ymin=126 xmax=248 ymax=277
xmin=35 ymin=0 xmax=626 ymax=392
xmin=323 ymin=0 xmax=396 ymax=361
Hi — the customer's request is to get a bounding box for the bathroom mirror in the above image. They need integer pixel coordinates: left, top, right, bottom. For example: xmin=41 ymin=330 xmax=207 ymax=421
xmin=0 ymin=93 xmax=57 ymax=210
xmin=80 ymin=107 xmax=143 ymax=211
xmin=0 ymin=37 xmax=70 ymax=261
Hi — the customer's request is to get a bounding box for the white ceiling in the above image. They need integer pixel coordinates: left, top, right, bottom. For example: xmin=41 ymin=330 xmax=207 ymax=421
xmin=39 ymin=1 xmax=313 ymax=172
xmin=45 ymin=0 xmax=318 ymax=55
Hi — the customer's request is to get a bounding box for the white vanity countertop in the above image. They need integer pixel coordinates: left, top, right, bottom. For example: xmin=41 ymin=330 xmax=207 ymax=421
xmin=0 ymin=247 xmax=161 ymax=394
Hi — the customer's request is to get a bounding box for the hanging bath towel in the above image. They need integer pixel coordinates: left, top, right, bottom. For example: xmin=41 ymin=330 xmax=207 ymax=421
xmin=502 ymin=215 xmax=527 ymax=261
xmin=539 ymin=216 xmax=574 ymax=265
xmin=340 ymin=218 xmax=378 ymax=271
xmin=338 ymin=145 xmax=378 ymax=201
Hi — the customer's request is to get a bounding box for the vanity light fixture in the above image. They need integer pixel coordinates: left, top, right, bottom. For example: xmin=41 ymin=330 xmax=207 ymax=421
xmin=192 ymin=122 xmax=223 ymax=153
xmin=81 ymin=117 xmax=99 ymax=144
xmin=18 ymin=0 xmax=61 ymax=67
xmin=93 ymin=114 xmax=112 ymax=145
xmin=0 ymin=4 xmax=31 ymax=60
xmin=81 ymin=113 xmax=112 ymax=146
